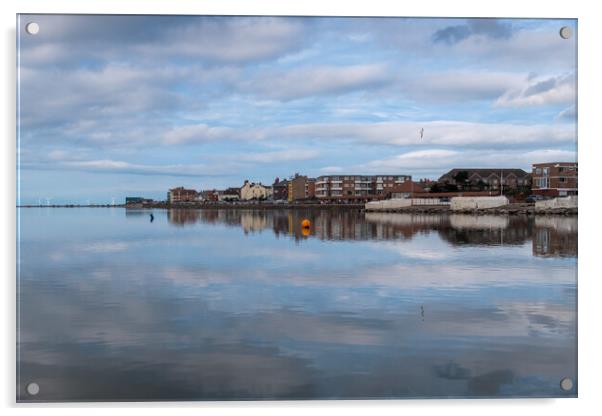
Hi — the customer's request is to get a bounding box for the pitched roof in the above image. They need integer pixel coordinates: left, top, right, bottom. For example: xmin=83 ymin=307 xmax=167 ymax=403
xmin=439 ymin=168 xmax=529 ymax=181
xmin=223 ymin=187 xmax=240 ymax=195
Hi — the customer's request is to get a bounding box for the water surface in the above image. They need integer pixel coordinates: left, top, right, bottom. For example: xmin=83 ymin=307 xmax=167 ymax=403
xmin=17 ymin=208 xmax=577 ymax=401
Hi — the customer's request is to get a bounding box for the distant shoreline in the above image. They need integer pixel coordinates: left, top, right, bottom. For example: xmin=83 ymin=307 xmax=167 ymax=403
xmin=17 ymin=203 xmax=365 ymax=210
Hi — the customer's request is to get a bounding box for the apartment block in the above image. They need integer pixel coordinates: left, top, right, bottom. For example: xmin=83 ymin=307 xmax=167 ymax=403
xmin=315 ymin=175 xmax=411 ymax=201
xmin=532 ymin=162 xmax=578 ymax=197
xmin=168 ymin=187 xmax=199 ymax=203
xmin=287 ymin=174 xmax=316 ymax=201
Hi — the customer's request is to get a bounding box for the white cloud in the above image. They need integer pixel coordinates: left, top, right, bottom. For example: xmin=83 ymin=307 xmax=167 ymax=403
xmin=334 ymin=148 xmax=577 ymax=175
xmin=495 ymin=73 xmax=575 ymax=107
xmin=163 ymin=124 xmax=238 ymax=145
xmin=437 ymin=23 xmax=576 ymax=71
xmin=20 ymin=16 xmax=309 ymax=66
xmin=244 ymin=64 xmax=392 ymax=101
xmin=57 ymin=159 xmax=225 ymax=177
xmin=278 ymin=120 xmax=575 ymax=147
xmin=236 ymin=149 xmax=319 ymax=163
xmin=320 ymin=166 xmax=344 ymax=174
xmin=140 ymin=17 xmax=307 ymax=63
xmin=160 ymin=120 xmax=575 ymax=149
xmin=401 ymin=71 xmax=525 ymax=102
xmin=556 ymin=105 xmax=577 ymax=121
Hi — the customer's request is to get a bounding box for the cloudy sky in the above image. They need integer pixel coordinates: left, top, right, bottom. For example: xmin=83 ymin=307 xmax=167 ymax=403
xmin=17 ymin=15 xmax=577 ymax=204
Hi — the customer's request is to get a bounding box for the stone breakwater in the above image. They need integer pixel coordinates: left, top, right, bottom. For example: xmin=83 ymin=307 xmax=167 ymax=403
xmin=364 ymin=204 xmax=577 ymax=216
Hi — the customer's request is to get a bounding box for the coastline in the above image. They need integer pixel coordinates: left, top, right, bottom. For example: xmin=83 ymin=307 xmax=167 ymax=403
xmin=17 ymin=202 xmax=577 ymax=216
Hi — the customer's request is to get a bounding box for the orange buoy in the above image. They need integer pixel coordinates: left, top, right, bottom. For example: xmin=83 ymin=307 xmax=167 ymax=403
xmin=301 ymin=219 xmax=311 ymax=228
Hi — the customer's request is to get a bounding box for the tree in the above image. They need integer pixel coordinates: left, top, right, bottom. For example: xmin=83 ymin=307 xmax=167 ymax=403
xmin=453 ymin=171 xmax=469 ymax=190
xmin=429 ymin=183 xmax=442 ymax=193
xmin=453 ymin=171 xmax=469 ymax=183
xmin=444 ymin=183 xmax=459 ymax=192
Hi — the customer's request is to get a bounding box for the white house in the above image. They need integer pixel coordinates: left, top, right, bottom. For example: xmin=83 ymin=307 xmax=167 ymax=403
xmin=240 ymin=180 xmax=272 ymax=200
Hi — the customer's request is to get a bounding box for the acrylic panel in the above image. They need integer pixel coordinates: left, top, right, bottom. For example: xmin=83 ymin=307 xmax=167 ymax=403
xmin=16 ymin=15 xmax=578 ymax=402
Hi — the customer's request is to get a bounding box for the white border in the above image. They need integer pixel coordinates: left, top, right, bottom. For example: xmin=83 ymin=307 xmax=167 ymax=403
xmin=2 ymin=1 xmax=601 ymax=415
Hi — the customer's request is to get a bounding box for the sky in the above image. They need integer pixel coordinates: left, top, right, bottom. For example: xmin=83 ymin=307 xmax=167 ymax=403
xmin=17 ymin=15 xmax=577 ymax=204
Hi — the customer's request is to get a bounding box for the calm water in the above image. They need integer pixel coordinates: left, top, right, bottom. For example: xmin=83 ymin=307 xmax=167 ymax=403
xmin=17 ymin=208 xmax=577 ymax=401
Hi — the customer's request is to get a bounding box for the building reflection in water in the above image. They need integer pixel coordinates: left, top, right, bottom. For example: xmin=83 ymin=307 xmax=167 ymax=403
xmin=532 ymin=216 xmax=577 ymax=258
xmin=124 ymin=208 xmax=152 ymax=218
xmin=167 ymin=209 xmax=201 ymax=226
xmin=160 ymin=209 xmax=576 ymax=258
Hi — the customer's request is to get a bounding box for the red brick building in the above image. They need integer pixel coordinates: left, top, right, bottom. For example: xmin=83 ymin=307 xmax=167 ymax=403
xmin=200 ymin=189 xmax=219 ymax=202
xmin=389 ymin=181 xmax=426 ymax=198
xmin=272 ymin=178 xmax=289 ymax=200
xmin=315 ymin=175 xmax=412 ymax=201
xmin=287 ymin=174 xmax=316 ymax=201
xmin=168 ymin=187 xmax=199 ymax=203
xmin=531 ymin=162 xmax=578 ymax=197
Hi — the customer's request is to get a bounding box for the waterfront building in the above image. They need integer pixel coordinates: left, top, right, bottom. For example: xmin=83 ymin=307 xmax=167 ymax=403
xmin=272 ymin=178 xmax=289 ymax=200
xmin=306 ymin=178 xmax=316 ymax=199
xmin=219 ymin=187 xmax=241 ymax=201
xmin=240 ymin=180 xmax=272 ymax=200
xmin=438 ymin=168 xmax=531 ymax=192
xmin=390 ymin=181 xmax=426 ymax=199
xmin=125 ymin=197 xmax=153 ymax=206
xmin=531 ymin=162 xmax=578 ymax=197
xmin=315 ymin=175 xmax=411 ymax=201
xmin=125 ymin=197 xmax=145 ymax=205
xmin=200 ymin=190 xmax=219 ymax=202
xmin=168 ymin=187 xmax=199 ymax=203
xmin=287 ymin=174 xmax=316 ymax=202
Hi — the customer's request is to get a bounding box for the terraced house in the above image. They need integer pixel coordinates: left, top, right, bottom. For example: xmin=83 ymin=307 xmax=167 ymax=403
xmin=438 ymin=168 xmax=531 ymax=191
